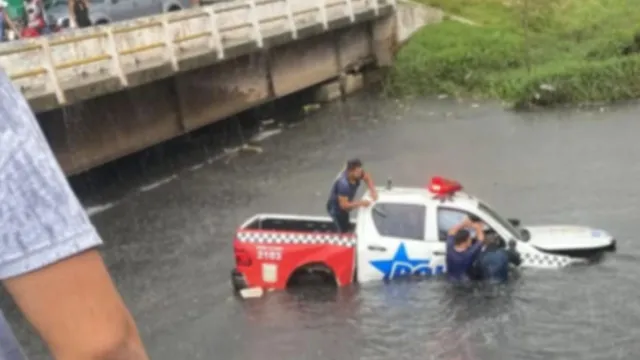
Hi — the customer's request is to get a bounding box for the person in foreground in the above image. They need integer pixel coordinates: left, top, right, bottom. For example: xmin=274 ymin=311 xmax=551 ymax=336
xmin=474 ymin=236 xmax=522 ymax=284
xmin=445 ymin=216 xmax=486 ymax=282
xmin=326 ymin=158 xmax=378 ymax=233
xmin=0 ymin=68 xmax=149 ymax=359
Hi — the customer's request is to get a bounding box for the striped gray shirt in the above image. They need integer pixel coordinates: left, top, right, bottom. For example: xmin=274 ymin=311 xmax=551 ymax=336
xmin=0 ymin=68 xmax=103 ymax=358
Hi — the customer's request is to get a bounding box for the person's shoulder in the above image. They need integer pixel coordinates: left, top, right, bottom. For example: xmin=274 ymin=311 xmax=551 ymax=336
xmin=335 ymin=173 xmax=351 ymax=188
xmin=0 ymin=70 xmax=102 ymax=280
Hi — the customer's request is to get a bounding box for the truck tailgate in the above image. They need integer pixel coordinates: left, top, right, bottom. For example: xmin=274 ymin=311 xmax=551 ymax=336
xmin=233 ymin=229 xmax=356 ymax=291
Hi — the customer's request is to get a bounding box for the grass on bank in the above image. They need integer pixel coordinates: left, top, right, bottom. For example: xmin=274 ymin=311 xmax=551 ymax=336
xmin=386 ymin=0 xmax=640 ymax=107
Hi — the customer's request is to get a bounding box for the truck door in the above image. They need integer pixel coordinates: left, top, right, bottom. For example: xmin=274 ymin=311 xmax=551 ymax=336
xmin=356 ymin=201 xmax=444 ymax=283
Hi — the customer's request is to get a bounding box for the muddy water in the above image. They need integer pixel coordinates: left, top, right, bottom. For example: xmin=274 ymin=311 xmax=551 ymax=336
xmin=4 ymin=92 xmax=640 ymax=359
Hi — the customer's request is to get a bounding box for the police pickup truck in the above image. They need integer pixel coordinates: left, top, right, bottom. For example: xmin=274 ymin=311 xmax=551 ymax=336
xmin=230 ymin=177 xmax=616 ymax=293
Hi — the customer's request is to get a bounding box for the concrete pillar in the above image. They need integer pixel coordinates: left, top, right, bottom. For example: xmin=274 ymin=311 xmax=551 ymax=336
xmin=371 ymin=13 xmax=397 ymax=68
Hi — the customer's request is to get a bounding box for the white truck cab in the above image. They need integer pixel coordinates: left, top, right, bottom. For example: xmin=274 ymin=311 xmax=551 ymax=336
xmin=354 ymin=177 xmax=616 ymax=283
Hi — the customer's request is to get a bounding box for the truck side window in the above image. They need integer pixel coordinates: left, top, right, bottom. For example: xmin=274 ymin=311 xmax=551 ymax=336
xmin=437 ymin=208 xmax=477 ymax=241
xmin=371 ymin=203 xmax=426 ymax=241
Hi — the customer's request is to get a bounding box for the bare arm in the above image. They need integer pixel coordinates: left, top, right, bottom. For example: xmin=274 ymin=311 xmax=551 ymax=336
xmin=362 ymin=171 xmax=378 ymax=201
xmin=338 ymin=195 xmax=369 ymax=211
xmin=448 ymin=217 xmax=471 ymax=236
xmin=472 ymin=222 xmax=485 ymax=242
xmin=68 ymin=1 xmax=76 ymax=25
xmin=3 ymin=12 xmax=19 ymax=37
xmin=4 ymin=251 xmax=148 ymax=360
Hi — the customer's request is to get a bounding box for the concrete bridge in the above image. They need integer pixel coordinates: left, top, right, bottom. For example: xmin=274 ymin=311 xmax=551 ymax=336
xmin=0 ymin=0 xmax=440 ymax=176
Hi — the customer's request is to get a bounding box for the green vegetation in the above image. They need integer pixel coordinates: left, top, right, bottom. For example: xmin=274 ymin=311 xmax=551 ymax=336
xmin=386 ymin=0 xmax=640 ymax=108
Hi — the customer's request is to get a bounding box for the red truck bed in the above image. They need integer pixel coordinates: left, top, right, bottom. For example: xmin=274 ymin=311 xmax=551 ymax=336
xmin=231 ymin=215 xmax=356 ymax=292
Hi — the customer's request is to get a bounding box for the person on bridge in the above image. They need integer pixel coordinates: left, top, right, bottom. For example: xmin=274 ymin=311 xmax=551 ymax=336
xmin=326 ymin=158 xmax=378 ymax=233
xmin=0 ymin=68 xmax=149 ymax=358
xmin=68 ymin=0 xmax=91 ymax=28
xmin=0 ymin=0 xmax=21 ymax=42
xmin=446 ymin=216 xmax=486 ymax=283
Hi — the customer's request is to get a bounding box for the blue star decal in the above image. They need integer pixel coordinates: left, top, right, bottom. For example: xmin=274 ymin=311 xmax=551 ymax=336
xmin=370 ymin=243 xmax=443 ymax=280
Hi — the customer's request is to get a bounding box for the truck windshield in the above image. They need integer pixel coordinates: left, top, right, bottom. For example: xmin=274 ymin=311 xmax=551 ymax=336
xmin=478 ymin=202 xmax=520 ymax=240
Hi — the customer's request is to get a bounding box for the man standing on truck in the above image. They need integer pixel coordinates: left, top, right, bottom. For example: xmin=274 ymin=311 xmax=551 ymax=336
xmin=326 ymin=158 xmax=378 ymax=233
xmin=446 ymin=216 xmax=486 ymax=282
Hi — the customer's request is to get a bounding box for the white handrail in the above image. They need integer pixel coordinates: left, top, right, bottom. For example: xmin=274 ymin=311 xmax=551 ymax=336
xmin=284 ymin=0 xmax=298 ymax=39
xmin=38 ymin=38 xmax=65 ymax=104
xmin=161 ymin=14 xmax=178 ymax=71
xmin=317 ymin=0 xmax=328 ymax=29
xmin=247 ymin=0 xmax=264 ymax=48
xmin=345 ymin=0 xmax=355 ymax=22
xmin=105 ymin=27 xmax=127 ymax=87
xmin=370 ymin=0 xmax=379 ymax=15
xmin=205 ymin=7 xmax=224 ymax=59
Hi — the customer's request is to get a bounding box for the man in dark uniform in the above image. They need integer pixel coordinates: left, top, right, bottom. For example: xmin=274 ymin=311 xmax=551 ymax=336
xmin=326 ymin=158 xmax=378 ymax=233
xmin=445 ymin=216 xmax=486 ymax=282
xmin=475 ymin=235 xmax=522 ymax=284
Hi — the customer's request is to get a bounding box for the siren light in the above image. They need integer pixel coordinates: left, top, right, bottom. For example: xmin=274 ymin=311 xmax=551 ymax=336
xmin=428 ymin=176 xmax=462 ymax=197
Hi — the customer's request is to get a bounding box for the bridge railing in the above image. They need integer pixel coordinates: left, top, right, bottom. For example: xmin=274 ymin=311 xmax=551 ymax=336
xmin=0 ymin=0 xmax=395 ymax=106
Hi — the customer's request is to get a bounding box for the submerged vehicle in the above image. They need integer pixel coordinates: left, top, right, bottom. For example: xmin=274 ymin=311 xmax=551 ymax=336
xmin=231 ymin=177 xmax=616 ymax=292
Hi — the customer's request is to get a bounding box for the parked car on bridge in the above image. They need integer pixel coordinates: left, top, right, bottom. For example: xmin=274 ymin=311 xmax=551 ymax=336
xmin=45 ymin=0 xmax=192 ymax=29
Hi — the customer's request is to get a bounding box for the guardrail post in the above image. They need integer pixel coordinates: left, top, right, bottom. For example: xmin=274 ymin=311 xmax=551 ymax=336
xmin=317 ymin=0 xmax=328 ymax=30
xmin=105 ymin=27 xmax=128 ymax=87
xmin=247 ymin=0 xmax=264 ymax=48
xmin=284 ymin=0 xmax=298 ymax=39
xmin=161 ymin=14 xmax=179 ymax=71
xmin=371 ymin=0 xmax=379 ymax=15
xmin=38 ymin=38 xmax=66 ymax=105
xmin=205 ymin=7 xmax=224 ymax=60
xmin=345 ymin=0 xmax=355 ymax=22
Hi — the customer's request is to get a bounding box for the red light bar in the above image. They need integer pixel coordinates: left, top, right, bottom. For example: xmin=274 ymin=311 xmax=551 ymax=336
xmin=428 ymin=176 xmax=462 ymax=196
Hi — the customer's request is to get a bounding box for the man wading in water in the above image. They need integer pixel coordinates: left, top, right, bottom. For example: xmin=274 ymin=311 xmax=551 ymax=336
xmin=326 ymin=159 xmax=378 ymax=233
xmin=446 ymin=216 xmax=486 ymax=283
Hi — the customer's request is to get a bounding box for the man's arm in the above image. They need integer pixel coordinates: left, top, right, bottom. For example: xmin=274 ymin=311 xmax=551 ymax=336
xmin=472 ymin=222 xmax=485 ymax=242
xmin=447 ymin=217 xmax=472 ymax=236
xmin=67 ymin=1 xmax=76 ymax=26
xmin=3 ymin=12 xmax=19 ymax=37
xmin=4 ymin=251 xmax=148 ymax=360
xmin=337 ymin=182 xmax=369 ymax=211
xmin=362 ymin=171 xmax=378 ymax=201
xmin=0 ymin=69 xmax=148 ymax=359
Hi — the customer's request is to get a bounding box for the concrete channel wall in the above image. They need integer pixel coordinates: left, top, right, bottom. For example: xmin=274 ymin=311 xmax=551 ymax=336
xmin=0 ymin=0 xmax=422 ymax=176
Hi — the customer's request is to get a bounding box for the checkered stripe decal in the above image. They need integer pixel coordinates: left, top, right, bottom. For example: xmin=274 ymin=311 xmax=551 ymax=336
xmin=236 ymin=231 xmax=356 ymax=247
xmin=520 ymin=252 xmax=573 ymax=267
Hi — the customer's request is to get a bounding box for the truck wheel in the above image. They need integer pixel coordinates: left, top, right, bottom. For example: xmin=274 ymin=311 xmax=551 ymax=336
xmin=286 ymin=263 xmax=337 ymax=289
